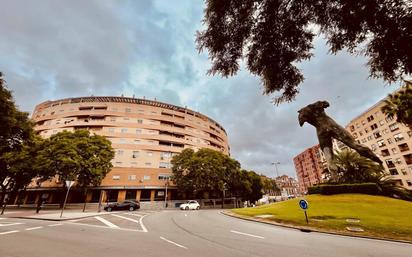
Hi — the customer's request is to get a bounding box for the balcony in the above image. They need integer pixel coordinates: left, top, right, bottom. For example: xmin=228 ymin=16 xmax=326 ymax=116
xmin=403 ymin=154 xmax=412 ymax=165
xmin=380 ymin=149 xmax=390 ymax=157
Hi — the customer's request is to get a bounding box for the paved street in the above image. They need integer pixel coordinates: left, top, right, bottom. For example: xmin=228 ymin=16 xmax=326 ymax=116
xmin=0 ymin=210 xmax=411 ymax=257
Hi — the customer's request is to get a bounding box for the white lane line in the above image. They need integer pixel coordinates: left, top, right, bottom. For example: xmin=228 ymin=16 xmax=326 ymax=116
xmin=160 ymin=236 xmax=188 ymax=249
xmin=25 ymin=226 xmax=43 ymax=231
xmin=48 ymin=224 xmax=63 ymax=227
xmin=111 ymin=214 xmax=139 ymax=224
xmin=95 ymin=216 xmax=119 ymax=228
xmin=230 ymin=230 xmax=265 ymax=239
xmin=0 ymin=222 xmax=23 ymax=227
xmin=0 ymin=230 xmax=19 ymax=235
xmin=139 ymin=214 xmax=148 ymax=232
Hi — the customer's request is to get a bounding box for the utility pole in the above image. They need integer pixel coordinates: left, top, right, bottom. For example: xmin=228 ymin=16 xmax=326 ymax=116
xmin=164 ymin=177 xmax=169 ymax=208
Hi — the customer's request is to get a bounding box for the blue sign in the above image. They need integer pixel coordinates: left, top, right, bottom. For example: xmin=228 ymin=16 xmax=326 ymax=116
xmin=299 ymin=199 xmax=308 ymax=210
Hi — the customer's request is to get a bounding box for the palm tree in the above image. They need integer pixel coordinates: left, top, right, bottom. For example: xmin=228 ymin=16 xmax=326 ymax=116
xmin=331 ymin=150 xmax=384 ymax=184
xmin=381 ymin=80 xmax=412 ymax=130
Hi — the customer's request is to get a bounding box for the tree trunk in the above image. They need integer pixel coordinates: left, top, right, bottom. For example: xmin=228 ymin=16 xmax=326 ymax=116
xmin=0 ymin=187 xmax=7 ymax=215
xmin=82 ymin=187 xmax=88 ymax=212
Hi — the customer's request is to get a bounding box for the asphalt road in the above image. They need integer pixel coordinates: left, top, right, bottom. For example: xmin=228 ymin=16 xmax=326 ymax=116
xmin=0 ymin=209 xmax=411 ymax=257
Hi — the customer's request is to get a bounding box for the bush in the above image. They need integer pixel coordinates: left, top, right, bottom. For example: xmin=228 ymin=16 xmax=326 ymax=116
xmin=308 ymin=183 xmax=381 ymax=195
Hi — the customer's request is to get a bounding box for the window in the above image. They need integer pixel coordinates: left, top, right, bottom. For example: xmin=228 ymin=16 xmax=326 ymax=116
xmin=137 ymin=119 xmax=143 ymax=124
xmin=394 ymin=133 xmax=404 ymax=142
xmin=147 ymin=152 xmax=153 ymax=157
xmin=116 ymin=150 xmax=124 ymax=156
xmin=125 ymin=108 xmax=131 ymax=113
xmin=398 ymin=143 xmax=410 ymax=152
xmin=370 ymin=124 xmax=378 ymax=130
xmin=389 ymin=168 xmax=398 ymax=175
xmin=371 ymin=144 xmax=377 ymax=151
xmin=112 ymin=107 xmax=118 ymax=112
xmin=377 ymin=139 xmax=385 ymax=147
xmin=350 ymin=125 xmax=355 ymax=132
xmin=143 ymin=175 xmax=151 ymax=181
xmin=132 ymin=151 xmax=139 ymax=158
xmin=401 ymin=169 xmax=407 ymax=175
xmin=385 ymin=159 xmax=395 ymax=168
xmin=359 ymin=131 xmax=363 ymax=136
xmin=119 ymin=139 xmax=127 ymax=144
xmin=391 ymin=148 xmax=398 ymax=154
xmin=361 ymin=120 xmax=366 ymax=125
xmin=407 ymin=180 xmax=412 ymax=186
xmin=408 ymin=131 xmax=412 ymax=138
xmin=159 ymin=162 xmax=170 ymax=168
xmin=158 ymin=174 xmax=170 ymax=180
xmin=130 ymin=162 xmax=138 ymax=167
xmin=110 ymin=117 xmax=116 ymax=122
xmin=373 ymin=131 xmax=381 ymax=139
xmin=387 ymin=138 xmax=393 ymax=144
xmin=112 ymin=175 xmax=120 ymax=180
xmin=385 ymin=115 xmax=394 ymax=122
xmin=379 ymin=120 xmax=385 ymax=126
xmin=145 ymin=162 xmax=152 ymax=166
xmin=136 ymin=129 xmax=142 ymax=134
xmin=395 ymin=158 xmax=402 ymax=164
xmin=365 ymin=128 xmax=369 ymax=133
xmin=367 ymin=135 xmax=373 ymax=141
xmin=123 ymin=117 xmax=129 ymax=121
xmin=134 ymin=139 xmax=141 ymax=144
xmin=389 ymin=123 xmax=399 ymax=132
xmin=367 ymin=115 xmax=374 ymax=122
xmin=128 ymin=175 xmax=136 ymax=181
xmin=108 ymin=128 xmax=115 ymax=133
xmin=121 ymin=128 xmax=128 ymax=133
xmin=381 ymin=149 xmax=390 ymax=157
xmin=160 ymin=152 xmax=172 ymax=159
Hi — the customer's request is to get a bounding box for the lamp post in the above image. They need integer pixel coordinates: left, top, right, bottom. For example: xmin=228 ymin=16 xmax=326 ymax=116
xmin=271 ymin=162 xmax=280 ymax=178
xmin=164 ymin=177 xmax=169 ymax=208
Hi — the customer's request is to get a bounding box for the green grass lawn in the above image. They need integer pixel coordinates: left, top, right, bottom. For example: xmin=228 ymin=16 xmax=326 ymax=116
xmin=232 ymin=194 xmax=412 ymax=242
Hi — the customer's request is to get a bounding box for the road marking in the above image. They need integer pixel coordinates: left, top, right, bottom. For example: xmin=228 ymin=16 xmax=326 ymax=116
xmin=139 ymin=214 xmax=148 ymax=232
xmin=111 ymin=214 xmax=139 ymax=224
xmin=230 ymin=230 xmax=265 ymax=239
xmin=95 ymin=216 xmax=119 ymax=228
xmin=25 ymin=226 xmax=43 ymax=231
xmin=0 ymin=230 xmax=19 ymax=235
xmin=160 ymin=236 xmax=188 ymax=249
xmin=48 ymin=224 xmax=63 ymax=227
xmin=184 ymin=214 xmax=187 ymax=217
xmin=67 ymin=221 xmax=145 ymax=232
xmin=0 ymin=222 xmax=23 ymax=227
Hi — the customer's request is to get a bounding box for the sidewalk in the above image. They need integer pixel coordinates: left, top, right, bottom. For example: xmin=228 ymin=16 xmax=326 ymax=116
xmin=1 ymin=208 xmax=112 ymax=221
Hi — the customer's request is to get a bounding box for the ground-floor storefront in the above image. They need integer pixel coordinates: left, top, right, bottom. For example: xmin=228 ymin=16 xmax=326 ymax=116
xmin=7 ymin=187 xmax=179 ymax=206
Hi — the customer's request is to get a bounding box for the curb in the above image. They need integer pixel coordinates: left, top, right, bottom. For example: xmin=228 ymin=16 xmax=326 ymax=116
xmin=221 ymin=211 xmax=412 ymax=245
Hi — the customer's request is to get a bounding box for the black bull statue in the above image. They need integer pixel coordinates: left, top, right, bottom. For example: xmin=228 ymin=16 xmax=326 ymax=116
xmin=298 ymin=101 xmax=382 ymax=180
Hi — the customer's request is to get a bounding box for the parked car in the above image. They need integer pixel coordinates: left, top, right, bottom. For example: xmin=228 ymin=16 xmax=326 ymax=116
xmin=180 ymin=200 xmax=200 ymax=210
xmin=104 ymin=200 xmax=140 ymax=212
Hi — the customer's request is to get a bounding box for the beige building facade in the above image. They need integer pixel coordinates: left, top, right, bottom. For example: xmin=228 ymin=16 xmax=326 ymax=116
xmin=346 ymin=100 xmax=412 ymax=189
xmin=23 ymin=96 xmax=229 ymax=204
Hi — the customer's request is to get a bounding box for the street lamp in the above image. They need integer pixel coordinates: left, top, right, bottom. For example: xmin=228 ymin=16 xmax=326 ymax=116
xmin=271 ymin=162 xmax=280 ymax=178
xmin=164 ymin=177 xmax=170 ymax=208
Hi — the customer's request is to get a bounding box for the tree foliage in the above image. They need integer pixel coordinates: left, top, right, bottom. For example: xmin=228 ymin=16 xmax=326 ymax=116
xmin=197 ymin=0 xmax=412 ymax=104
xmin=36 ymin=130 xmax=115 ymax=188
xmin=381 ymin=80 xmax=412 ymax=130
xmin=171 ymin=148 xmax=263 ymax=201
xmin=0 ymin=72 xmax=36 ymax=202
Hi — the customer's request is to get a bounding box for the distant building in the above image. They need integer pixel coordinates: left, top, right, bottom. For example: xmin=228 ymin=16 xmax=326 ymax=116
xmin=293 ymin=145 xmax=324 ymax=193
xmin=274 ymin=175 xmax=301 ymax=197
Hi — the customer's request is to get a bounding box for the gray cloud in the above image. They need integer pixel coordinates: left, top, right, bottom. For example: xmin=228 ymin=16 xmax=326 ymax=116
xmin=0 ymin=1 xmax=401 ymax=178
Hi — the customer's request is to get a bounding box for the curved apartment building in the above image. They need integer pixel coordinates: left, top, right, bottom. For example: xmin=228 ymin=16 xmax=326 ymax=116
xmin=24 ymin=96 xmax=229 ymax=204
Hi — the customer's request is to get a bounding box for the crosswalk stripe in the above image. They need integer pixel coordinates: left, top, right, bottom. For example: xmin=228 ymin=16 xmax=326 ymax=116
xmin=111 ymin=214 xmax=139 ymax=224
xmin=0 ymin=222 xmax=22 ymax=227
xmin=95 ymin=216 xmax=119 ymax=228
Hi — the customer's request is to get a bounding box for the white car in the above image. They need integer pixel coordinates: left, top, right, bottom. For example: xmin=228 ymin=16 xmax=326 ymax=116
xmin=180 ymin=200 xmax=200 ymax=210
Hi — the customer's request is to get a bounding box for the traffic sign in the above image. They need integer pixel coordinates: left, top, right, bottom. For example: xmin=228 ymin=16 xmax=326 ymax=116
xmin=299 ymin=199 xmax=308 ymax=210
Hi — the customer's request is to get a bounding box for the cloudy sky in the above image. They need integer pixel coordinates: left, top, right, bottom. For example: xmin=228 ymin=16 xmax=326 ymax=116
xmin=0 ymin=0 xmax=403 ymax=178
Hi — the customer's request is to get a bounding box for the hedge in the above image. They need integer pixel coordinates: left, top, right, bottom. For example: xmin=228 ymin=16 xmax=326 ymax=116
xmin=307 ymin=183 xmax=381 ymax=195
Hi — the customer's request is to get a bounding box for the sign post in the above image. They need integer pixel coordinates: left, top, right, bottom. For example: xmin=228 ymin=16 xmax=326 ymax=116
xmin=299 ymin=199 xmax=309 ymax=224
xmin=60 ymin=180 xmax=74 ymax=218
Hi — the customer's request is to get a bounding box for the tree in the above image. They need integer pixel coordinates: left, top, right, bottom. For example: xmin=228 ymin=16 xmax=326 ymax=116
xmin=171 ymin=148 xmax=243 ymax=199
xmin=196 ymin=1 xmax=412 ymax=104
xmin=36 ymin=130 xmax=114 ymax=209
xmin=330 ymin=150 xmax=384 ymax=184
xmin=261 ymin=175 xmax=280 ymax=196
xmin=381 ymin=81 xmax=412 ymax=130
xmin=0 ymin=72 xmax=36 ymax=212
